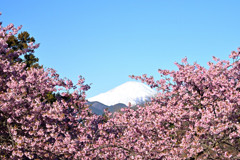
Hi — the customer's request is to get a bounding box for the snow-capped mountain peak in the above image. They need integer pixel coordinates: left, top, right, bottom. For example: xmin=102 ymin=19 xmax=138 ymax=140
xmin=88 ymin=81 xmax=157 ymax=106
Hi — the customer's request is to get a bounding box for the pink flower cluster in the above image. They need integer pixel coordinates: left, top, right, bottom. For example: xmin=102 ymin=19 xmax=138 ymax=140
xmin=126 ymin=54 xmax=240 ymax=159
xmin=0 ymin=16 xmax=105 ymax=159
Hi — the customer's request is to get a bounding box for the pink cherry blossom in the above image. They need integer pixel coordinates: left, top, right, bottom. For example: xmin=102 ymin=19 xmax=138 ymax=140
xmin=1 ymin=12 xmax=240 ymax=159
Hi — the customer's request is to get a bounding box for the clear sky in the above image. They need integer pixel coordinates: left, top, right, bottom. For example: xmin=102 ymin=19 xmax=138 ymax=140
xmin=1 ymin=1 xmax=240 ymax=98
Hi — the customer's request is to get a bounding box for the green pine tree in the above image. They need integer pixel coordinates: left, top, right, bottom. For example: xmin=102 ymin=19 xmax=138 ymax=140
xmin=6 ymin=31 xmax=42 ymax=69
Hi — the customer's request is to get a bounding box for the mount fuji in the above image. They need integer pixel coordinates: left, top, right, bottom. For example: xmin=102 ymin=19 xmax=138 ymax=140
xmin=88 ymin=81 xmax=157 ymax=106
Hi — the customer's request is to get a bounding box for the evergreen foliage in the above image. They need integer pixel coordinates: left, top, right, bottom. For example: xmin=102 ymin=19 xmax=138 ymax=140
xmin=6 ymin=31 xmax=41 ymax=69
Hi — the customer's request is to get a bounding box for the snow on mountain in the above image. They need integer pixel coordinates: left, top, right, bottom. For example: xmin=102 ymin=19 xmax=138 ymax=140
xmin=88 ymin=81 xmax=157 ymax=106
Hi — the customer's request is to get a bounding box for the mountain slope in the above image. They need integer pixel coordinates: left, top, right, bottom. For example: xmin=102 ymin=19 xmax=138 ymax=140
xmin=88 ymin=81 xmax=157 ymax=106
xmin=87 ymin=101 xmax=108 ymax=115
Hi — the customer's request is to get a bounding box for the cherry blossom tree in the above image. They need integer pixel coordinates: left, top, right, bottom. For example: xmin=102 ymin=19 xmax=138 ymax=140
xmin=0 ymin=13 xmax=107 ymax=159
xmin=89 ymin=51 xmax=240 ymax=159
xmin=96 ymin=51 xmax=240 ymax=159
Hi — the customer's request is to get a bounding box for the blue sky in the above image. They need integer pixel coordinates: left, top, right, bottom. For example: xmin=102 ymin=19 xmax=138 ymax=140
xmin=1 ymin=1 xmax=240 ymax=98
